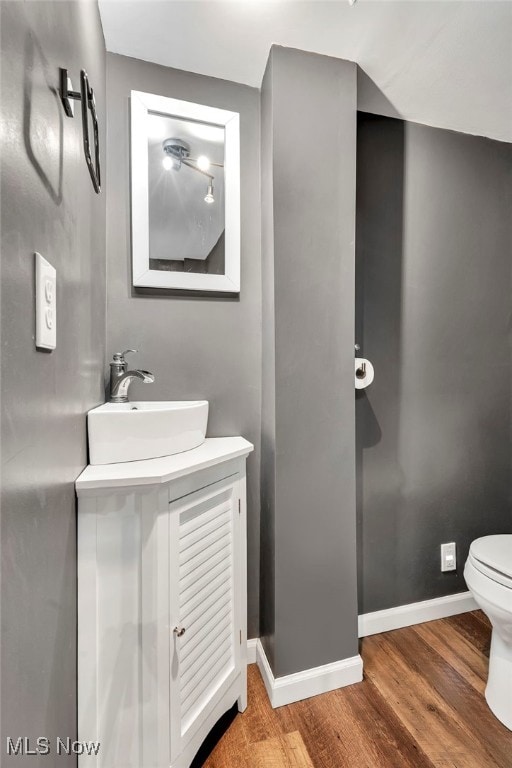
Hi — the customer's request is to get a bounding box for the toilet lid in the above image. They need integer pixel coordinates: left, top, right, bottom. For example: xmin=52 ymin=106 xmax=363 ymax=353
xmin=470 ymin=535 xmax=512 ymax=580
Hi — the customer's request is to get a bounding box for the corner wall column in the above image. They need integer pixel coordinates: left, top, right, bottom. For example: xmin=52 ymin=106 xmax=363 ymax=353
xmin=260 ymin=46 xmax=359 ymax=691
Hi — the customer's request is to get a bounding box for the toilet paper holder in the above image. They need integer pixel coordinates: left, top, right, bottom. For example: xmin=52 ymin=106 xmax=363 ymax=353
xmin=354 ymin=344 xmax=366 ymax=379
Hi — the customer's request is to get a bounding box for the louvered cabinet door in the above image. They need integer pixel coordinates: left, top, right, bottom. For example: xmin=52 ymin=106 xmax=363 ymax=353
xmin=168 ymin=475 xmax=242 ymax=762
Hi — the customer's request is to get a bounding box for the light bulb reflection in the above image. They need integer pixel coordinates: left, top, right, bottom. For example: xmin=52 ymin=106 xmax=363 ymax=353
xmin=204 ymin=182 xmax=214 ymax=204
xmin=197 ymin=155 xmax=210 ymax=171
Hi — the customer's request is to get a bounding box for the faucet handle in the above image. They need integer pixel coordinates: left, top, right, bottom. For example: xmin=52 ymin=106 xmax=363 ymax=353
xmin=113 ymin=349 xmax=137 ymax=363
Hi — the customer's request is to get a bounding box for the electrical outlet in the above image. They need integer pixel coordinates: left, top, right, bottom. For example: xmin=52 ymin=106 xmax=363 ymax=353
xmin=441 ymin=542 xmax=456 ymax=572
xmin=35 ymin=252 xmax=56 ymax=350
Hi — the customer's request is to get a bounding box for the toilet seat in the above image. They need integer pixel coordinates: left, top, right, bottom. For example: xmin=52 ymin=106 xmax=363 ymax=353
xmin=469 ymin=535 xmax=512 ymax=590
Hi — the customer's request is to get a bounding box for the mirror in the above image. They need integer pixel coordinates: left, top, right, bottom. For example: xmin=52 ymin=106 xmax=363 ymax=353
xmin=131 ymin=91 xmax=240 ymax=292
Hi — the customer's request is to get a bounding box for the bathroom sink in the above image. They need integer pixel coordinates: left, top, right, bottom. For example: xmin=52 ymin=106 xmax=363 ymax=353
xmin=88 ymin=401 xmax=208 ymax=465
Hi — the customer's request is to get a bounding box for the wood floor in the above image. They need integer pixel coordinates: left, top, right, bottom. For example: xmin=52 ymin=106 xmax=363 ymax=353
xmin=201 ymin=611 xmax=512 ymax=768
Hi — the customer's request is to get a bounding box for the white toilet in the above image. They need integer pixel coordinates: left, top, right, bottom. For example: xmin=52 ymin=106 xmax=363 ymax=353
xmin=464 ymin=534 xmax=512 ymax=730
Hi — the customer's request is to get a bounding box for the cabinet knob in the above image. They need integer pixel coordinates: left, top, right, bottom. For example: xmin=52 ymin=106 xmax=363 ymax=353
xmin=173 ymin=625 xmax=186 ymax=637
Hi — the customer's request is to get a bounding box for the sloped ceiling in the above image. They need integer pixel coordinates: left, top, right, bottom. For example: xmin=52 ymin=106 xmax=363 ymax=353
xmin=99 ymin=0 xmax=512 ymax=142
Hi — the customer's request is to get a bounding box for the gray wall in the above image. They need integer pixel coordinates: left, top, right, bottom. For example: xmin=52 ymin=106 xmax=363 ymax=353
xmin=261 ymin=47 xmax=359 ymax=677
xmin=356 ymin=113 xmax=512 ymax=613
xmin=105 ymin=53 xmax=262 ymax=638
xmin=1 ymin=1 xmax=106 ymax=763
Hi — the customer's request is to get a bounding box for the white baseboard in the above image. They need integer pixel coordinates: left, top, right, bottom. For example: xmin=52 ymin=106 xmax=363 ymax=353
xmin=247 ymin=638 xmax=258 ymax=665
xmin=358 ymin=590 xmax=477 ymax=638
xmin=248 ymin=591 xmax=476 ymax=707
xmin=255 ymin=639 xmax=363 ymax=709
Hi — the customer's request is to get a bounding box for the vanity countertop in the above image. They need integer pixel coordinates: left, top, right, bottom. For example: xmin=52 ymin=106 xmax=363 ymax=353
xmin=76 ymin=436 xmax=253 ymax=493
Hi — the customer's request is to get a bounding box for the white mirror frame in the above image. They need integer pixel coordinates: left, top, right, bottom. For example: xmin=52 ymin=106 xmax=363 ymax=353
xmin=131 ymin=90 xmax=240 ymax=292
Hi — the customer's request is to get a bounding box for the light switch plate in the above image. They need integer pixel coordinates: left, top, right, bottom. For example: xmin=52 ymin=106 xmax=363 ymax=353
xmin=35 ymin=252 xmax=56 ymax=350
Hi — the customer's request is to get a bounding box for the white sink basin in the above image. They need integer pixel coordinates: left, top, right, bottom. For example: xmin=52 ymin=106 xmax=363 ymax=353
xmin=88 ymin=401 xmax=208 ymax=465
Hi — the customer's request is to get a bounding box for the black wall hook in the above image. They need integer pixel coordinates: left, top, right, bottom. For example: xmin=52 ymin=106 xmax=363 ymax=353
xmin=60 ymin=68 xmax=101 ymax=194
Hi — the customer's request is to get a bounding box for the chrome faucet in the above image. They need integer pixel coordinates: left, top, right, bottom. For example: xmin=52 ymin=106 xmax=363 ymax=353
xmin=109 ymin=349 xmax=155 ymax=403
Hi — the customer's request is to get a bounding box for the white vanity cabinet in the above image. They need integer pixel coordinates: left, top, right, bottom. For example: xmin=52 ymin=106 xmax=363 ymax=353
xmin=76 ymin=437 xmax=253 ymax=768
